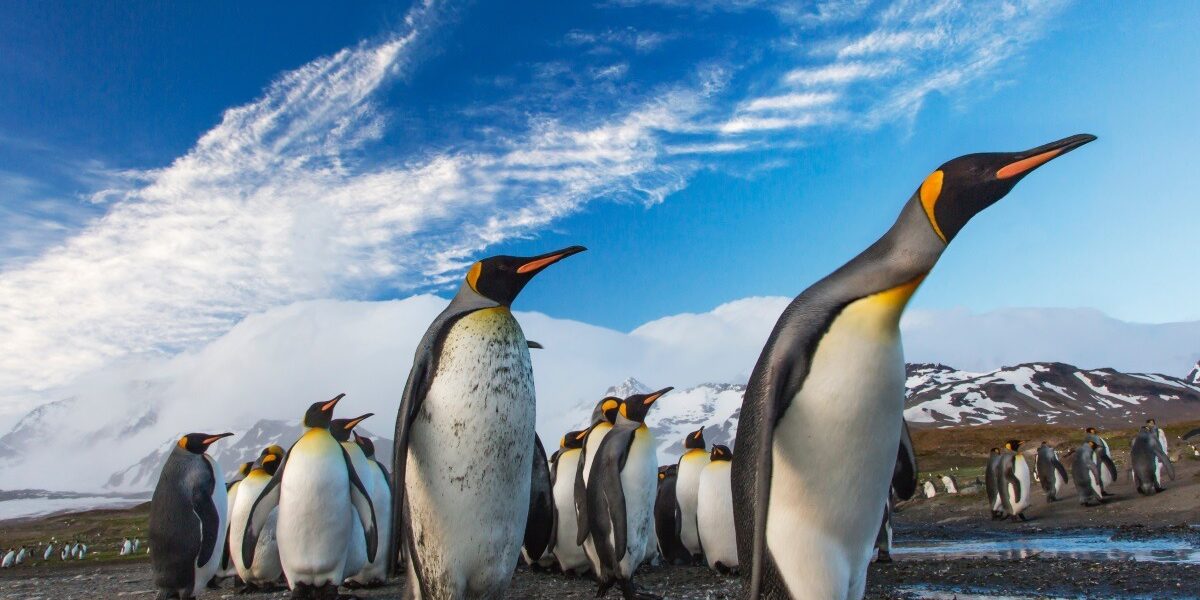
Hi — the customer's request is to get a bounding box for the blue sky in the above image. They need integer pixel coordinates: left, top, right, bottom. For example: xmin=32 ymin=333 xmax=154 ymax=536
xmin=1 ymin=1 xmax=1198 ymax=401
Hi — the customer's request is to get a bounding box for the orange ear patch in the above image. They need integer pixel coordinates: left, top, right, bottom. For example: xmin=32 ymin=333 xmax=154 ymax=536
xmin=919 ymin=170 xmax=946 ymax=243
xmin=466 ymin=262 xmax=482 ymax=291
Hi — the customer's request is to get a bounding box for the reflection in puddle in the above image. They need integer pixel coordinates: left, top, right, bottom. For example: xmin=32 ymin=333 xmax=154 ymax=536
xmin=892 ymin=587 xmax=1074 ymax=600
xmin=894 ymin=534 xmax=1200 ymax=564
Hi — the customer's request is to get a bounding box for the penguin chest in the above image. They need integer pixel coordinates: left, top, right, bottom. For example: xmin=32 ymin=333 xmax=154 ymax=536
xmin=696 ymin=461 xmax=736 ymax=569
xmin=582 ymin=423 xmax=613 ymax=486
xmin=552 ymin=450 xmax=588 ymax=567
xmin=674 ymin=450 xmax=708 ymax=554
xmin=278 ymin=430 xmax=353 ymax=577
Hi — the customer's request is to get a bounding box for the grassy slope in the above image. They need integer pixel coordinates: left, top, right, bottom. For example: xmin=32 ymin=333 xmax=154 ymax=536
xmin=0 ymin=502 xmax=151 ymax=574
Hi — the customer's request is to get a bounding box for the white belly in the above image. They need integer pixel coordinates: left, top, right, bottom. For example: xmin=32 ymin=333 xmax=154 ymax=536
xmin=405 ymin=308 xmax=534 ymax=597
xmin=696 ymin=461 xmax=736 ymax=570
xmin=1053 ymin=468 xmax=1068 ymax=497
xmin=616 ymin=428 xmax=658 ymax=579
xmin=348 ymin=462 xmax=392 ymax=584
xmin=767 ymin=295 xmax=907 ymax=600
xmin=675 ymin=450 xmax=709 ymax=556
xmin=194 ymin=455 xmax=228 ymax=595
xmin=278 ymin=431 xmax=354 ymax=586
xmin=552 ymin=449 xmax=590 ymax=572
xmin=1007 ymin=455 xmax=1031 ymax=513
xmin=231 ymin=472 xmax=282 ymax=584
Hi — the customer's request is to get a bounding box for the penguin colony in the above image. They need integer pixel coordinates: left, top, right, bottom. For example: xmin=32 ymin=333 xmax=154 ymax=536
xmin=135 ymin=136 xmax=1102 ymax=600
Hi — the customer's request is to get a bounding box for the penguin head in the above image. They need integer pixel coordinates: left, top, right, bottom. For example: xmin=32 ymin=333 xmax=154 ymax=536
xmin=1085 ymin=426 xmax=1098 ymax=435
xmin=330 ymin=413 xmax=374 ymax=443
xmin=1003 ymin=439 xmax=1024 ymax=451
xmin=352 ymin=432 xmax=376 ymax=458
xmin=1146 ymin=418 xmax=1157 ymax=426
xmin=658 ymin=464 xmax=677 ymax=481
xmin=916 ymin=134 xmax=1095 ymax=243
xmin=176 ymin=432 xmax=234 ymax=454
xmin=561 ymin=429 xmax=587 ymax=450
xmin=989 ymin=447 xmax=1000 ymax=455
xmin=261 ymin=445 xmax=285 ymax=459
xmin=618 ymin=387 xmax=673 ymax=424
xmin=254 ymin=452 xmax=281 ymax=476
xmin=237 ymin=462 xmax=253 ymax=477
xmin=683 ymin=427 xmax=706 ymax=450
xmin=462 ymin=245 xmax=587 ymax=306
xmin=302 ymin=393 xmax=345 ymax=428
xmin=591 ymin=397 xmax=622 ymax=425
xmin=709 ymin=444 xmax=733 ymax=462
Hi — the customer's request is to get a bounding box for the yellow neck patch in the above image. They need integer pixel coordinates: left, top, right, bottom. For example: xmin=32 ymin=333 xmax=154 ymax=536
xmin=919 ymin=170 xmax=947 ymax=243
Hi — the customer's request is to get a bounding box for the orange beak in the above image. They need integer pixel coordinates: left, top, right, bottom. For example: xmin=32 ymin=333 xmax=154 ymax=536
xmin=996 ymin=133 xmax=1096 ymax=180
xmin=322 ymin=393 xmax=346 ymax=412
xmin=516 ymin=246 xmax=587 ymax=274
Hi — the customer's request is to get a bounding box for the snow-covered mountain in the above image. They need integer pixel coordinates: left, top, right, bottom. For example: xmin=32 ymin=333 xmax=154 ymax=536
xmin=105 ymin=419 xmax=393 ymax=492
xmin=1187 ymin=360 xmax=1200 ymax=385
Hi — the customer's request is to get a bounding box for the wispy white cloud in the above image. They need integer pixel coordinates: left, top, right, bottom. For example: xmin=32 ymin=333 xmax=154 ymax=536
xmin=783 ymin=60 xmax=900 ymax=85
xmin=742 ymin=91 xmax=839 ymax=112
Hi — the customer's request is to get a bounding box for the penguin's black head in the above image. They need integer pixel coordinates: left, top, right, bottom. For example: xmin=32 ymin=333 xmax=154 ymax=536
xmin=330 ymin=413 xmax=374 ymax=443
xmin=1085 ymin=426 xmax=1098 ymax=434
xmin=177 ymin=432 xmax=234 ymax=454
xmin=683 ymin=427 xmax=706 ymax=450
xmin=591 ymin=397 xmax=621 ymax=425
xmin=255 ymin=452 xmax=282 ymax=476
xmin=658 ymin=464 xmax=677 ymax=481
xmin=1146 ymin=418 xmax=1157 ymax=426
xmin=464 ymin=246 xmax=587 ymax=306
xmin=353 ymin=432 xmax=376 ymax=458
xmin=709 ymin=444 xmax=732 ymax=462
xmin=261 ymin=445 xmax=285 ymax=459
xmin=618 ymin=387 xmax=673 ymax=424
xmin=561 ymin=429 xmax=587 ymax=450
xmin=989 ymin=447 xmax=1000 ymax=455
xmin=916 ymin=134 xmax=1095 ymax=243
xmin=303 ymin=393 xmax=345 ymax=428
xmin=1004 ymin=439 xmax=1024 ymax=451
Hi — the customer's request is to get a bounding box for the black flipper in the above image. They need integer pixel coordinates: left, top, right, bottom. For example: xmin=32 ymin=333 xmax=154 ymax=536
xmin=524 ymin=434 xmax=555 ymax=561
xmin=574 ymin=426 xmax=594 ymax=546
xmin=342 ymin=446 xmax=379 ymax=563
xmin=241 ymin=447 xmax=289 ymax=568
xmin=193 ymin=460 xmax=220 ymax=567
xmin=892 ymin=420 xmax=918 ymax=501
xmin=527 ymin=340 xmax=544 ymax=349
xmin=1001 ymin=455 xmax=1021 ymax=514
xmin=586 ymin=426 xmax=637 ymax=567
xmin=1182 ymin=428 xmax=1200 ymax=441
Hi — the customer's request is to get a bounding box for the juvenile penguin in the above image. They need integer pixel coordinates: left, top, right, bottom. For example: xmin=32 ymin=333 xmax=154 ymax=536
xmin=1085 ymin=427 xmax=1117 ymax=494
xmin=674 ymin=427 xmax=709 ymax=562
xmin=654 ymin=464 xmax=691 ymax=566
xmin=522 ymin=434 xmax=556 ymax=569
xmin=390 ymin=246 xmax=585 ymax=599
xmin=1035 ymin=442 xmax=1069 ymax=502
xmin=242 ymin=396 xmax=377 ymax=600
xmin=697 ymin=445 xmax=737 ymax=574
xmin=552 ymin=430 xmax=591 ymax=576
xmin=148 ymin=431 xmax=234 ymax=599
xmin=1072 ymin=441 xmax=1106 ymax=506
xmin=575 ymin=397 xmax=623 ymax=573
xmin=346 ymin=432 xmax=393 ymax=588
xmin=585 ymin=387 xmax=672 ymax=600
xmin=1131 ymin=425 xmax=1176 ymax=495
xmin=874 ymin=420 xmax=917 ymax=564
xmin=731 ymin=134 xmax=1096 ymax=599
xmin=328 ymin=413 xmax=376 ymax=585
xmin=230 ymin=448 xmax=285 ymax=590
xmin=999 ymin=440 xmax=1031 ymax=520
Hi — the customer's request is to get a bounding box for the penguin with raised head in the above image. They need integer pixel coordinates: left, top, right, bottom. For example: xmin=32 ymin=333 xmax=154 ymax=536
xmin=521 ymin=433 xmax=556 ymax=570
xmin=998 ymin=440 xmax=1031 ymax=521
xmin=328 ymin=413 xmax=376 ymax=586
xmin=346 ymin=432 xmax=393 ymax=588
xmin=390 ymin=246 xmax=585 ymax=599
xmin=697 ymin=445 xmax=737 ymax=574
xmin=1072 ymin=440 xmax=1105 ymax=505
xmin=1084 ymin=427 xmax=1117 ymax=494
xmin=242 ymin=395 xmax=377 ymax=600
xmin=1035 ymin=442 xmax=1069 ymax=502
xmin=732 ymin=134 xmax=1096 ymax=599
xmin=1132 ymin=425 xmax=1176 ymax=495
xmin=584 ymin=387 xmax=672 ymax=600
xmin=874 ymin=420 xmax=917 ymax=564
xmin=674 ymin=426 xmax=709 ymax=564
xmin=575 ymin=396 xmax=623 ymax=573
xmin=148 ymin=431 xmax=234 ymax=599
xmin=654 ymin=464 xmax=690 ymax=566
xmin=552 ymin=429 xmax=591 ymax=576
xmin=230 ymin=447 xmax=285 ymax=591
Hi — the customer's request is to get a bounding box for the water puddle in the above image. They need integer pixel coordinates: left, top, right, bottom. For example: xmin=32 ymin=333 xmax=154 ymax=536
xmin=894 ymin=533 xmax=1200 ymax=564
xmin=891 ymin=587 xmax=1075 ymax=600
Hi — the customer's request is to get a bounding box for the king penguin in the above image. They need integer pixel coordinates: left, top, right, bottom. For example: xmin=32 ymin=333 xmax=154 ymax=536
xmin=731 ymin=134 xmax=1096 ymax=600
xmin=575 ymin=396 xmax=622 ymax=573
xmin=674 ymin=426 xmax=709 ymax=563
xmin=521 ymin=433 xmax=556 ymax=569
xmin=346 ymin=432 xmax=393 ymax=588
xmin=551 ymin=429 xmax=591 ymax=576
xmin=1085 ymin=427 xmax=1118 ymax=494
xmin=390 ymin=246 xmax=585 ymax=599
xmin=218 ymin=461 xmax=254 ymax=583
xmin=999 ymin=440 xmax=1031 ymax=520
xmin=985 ymin=447 xmax=1005 ymax=519
xmin=697 ymin=445 xmax=737 ymax=574
xmin=230 ymin=447 xmax=285 ymax=591
xmin=242 ymin=396 xmax=377 ymax=600
xmin=1072 ymin=440 xmax=1106 ymax=506
xmin=1131 ymin=425 xmax=1175 ymax=495
xmin=654 ymin=464 xmax=691 ymax=566
xmin=1035 ymin=442 xmax=1069 ymax=502
xmin=584 ymin=387 xmax=673 ymax=600
xmin=329 ymin=413 xmax=376 ymax=586
xmin=148 ymin=431 xmax=234 ymax=599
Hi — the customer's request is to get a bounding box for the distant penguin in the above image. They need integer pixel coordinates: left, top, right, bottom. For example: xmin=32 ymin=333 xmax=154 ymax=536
xmin=1035 ymin=442 xmax=1069 ymax=502
xmin=731 ymin=134 xmax=1097 ymax=599
xmin=1 ymin=549 xmax=13 ymax=568
xmin=575 ymin=397 xmax=623 ymax=573
xmin=985 ymin=447 xmax=1004 ymax=519
xmin=922 ymin=480 xmax=936 ymax=499
xmin=674 ymin=426 xmax=709 ymax=563
xmin=60 ymin=545 xmax=69 ymax=561
xmin=43 ymin=544 xmax=53 ymax=561
xmin=874 ymin=420 xmax=917 ymax=564
xmin=242 ymin=396 xmax=377 ymax=599
xmin=1073 ymin=440 xmax=1106 ymax=505
xmin=121 ymin=538 xmax=132 ymax=556
xmin=999 ymin=440 xmax=1031 ymax=520
xmin=939 ymin=474 xmax=958 ymax=494
xmin=1146 ymin=419 xmax=1169 ymax=454
xmin=551 ymin=429 xmax=591 ymax=576
xmin=148 ymin=431 xmax=234 ymax=599
xmin=585 ymin=387 xmax=672 ymax=599
xmin=696 ymin=445 xmax=736 ymax=574
xmin=133 ymin=538 xmax=141 ymax=553
xmin=15 ymin=547 xmax=27 ymax=564
xmin=522 ymin=434 xmax=556 ymax=570
xmin=654 ymin=464 xmax=690 ymax=566
xmin=78 ymin=543 xmax=87 ymax=559
xmin=328 ymin=413 xmax=376 ymax=585
xmin=1132 ymin=425 xmax=1176 ymax=495
xmin=1085 ymin=427 xmax=1117 ymax=494
xmin=230 ymin=448 xmax=285 ymax=591
xmin=345 ymin=432 xmax=393 ymax=588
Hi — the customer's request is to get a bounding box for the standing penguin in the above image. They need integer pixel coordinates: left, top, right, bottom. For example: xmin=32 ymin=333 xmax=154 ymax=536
xmin=522 ymin=434 xmax=556 ymax=569
xmin=585 ymin=387 xmax=672 ymax=600
xmin=921 ymin=480 xmax=936 ymax=499
xmin=731 ymin=134 xmax=1096 ymax=599
xmin=874 ymin=421 xmax=917 ymax=564
xmin=230 ymin=448 xmax=285 ymax=591
xmin=1 ymin=549 xmax=12 ymax=568
xmin=242 ymin=396 xmax=377 ymax=600
xmin=328 ymin=413 xmax=376 ymax=586
xmin=1085 ymin=427 xmax=1118 ymax=494
xmin=674 ymin=427 xmax=709 ymax=563
xmin=345 ymin=432 xmax=393 ymax=588
xmin=148 ymin=431 xmax=234 ymax=599
xmin=1072 ymin=440 xmax=1106 ymax=506
xmin=1035 ymin=442 xmax=1069 ymax=502
xmin=43 ymin=543 xmax=53 ymax=561
xmin=390 ymin=246 xmax=585 ymax=599
xmin=1147 ymin=419 xmax=1169 ymax=454
xmin=218 ymin=461 xmax=254 ymax=583
xmin=697 ymin=445 xmax=737 ymax=574
xmin=985 ymin=447 xmax=1005 ymax=519
xmin=552 ymin=430 xmax=591 ymax=576
xmin=654 ymin=464 xmax=691 ymax=566
xmin=1131 ymin=425 xmax=1176 ymax=495
xmin=938 ymin=474 xmax=958 ymax=494
xmin=999 ymin=440 xmax=1031 ymax=521
xmin=576 ymin=397 xmax=623 ymax=574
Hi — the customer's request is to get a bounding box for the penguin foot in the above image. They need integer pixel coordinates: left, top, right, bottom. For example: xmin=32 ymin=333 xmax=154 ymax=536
xmin=206 ymin=576 xmax=221 ymax=590
xmin=618 ymin=580 xmax=661 ymax=600
xmin=1017 ymin=513 xmax=1028 ymax=522
xmin=875 ymin=551 xmax=893 ymax=563
xmin=595 ymin=580 xmax=615 ymax=597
